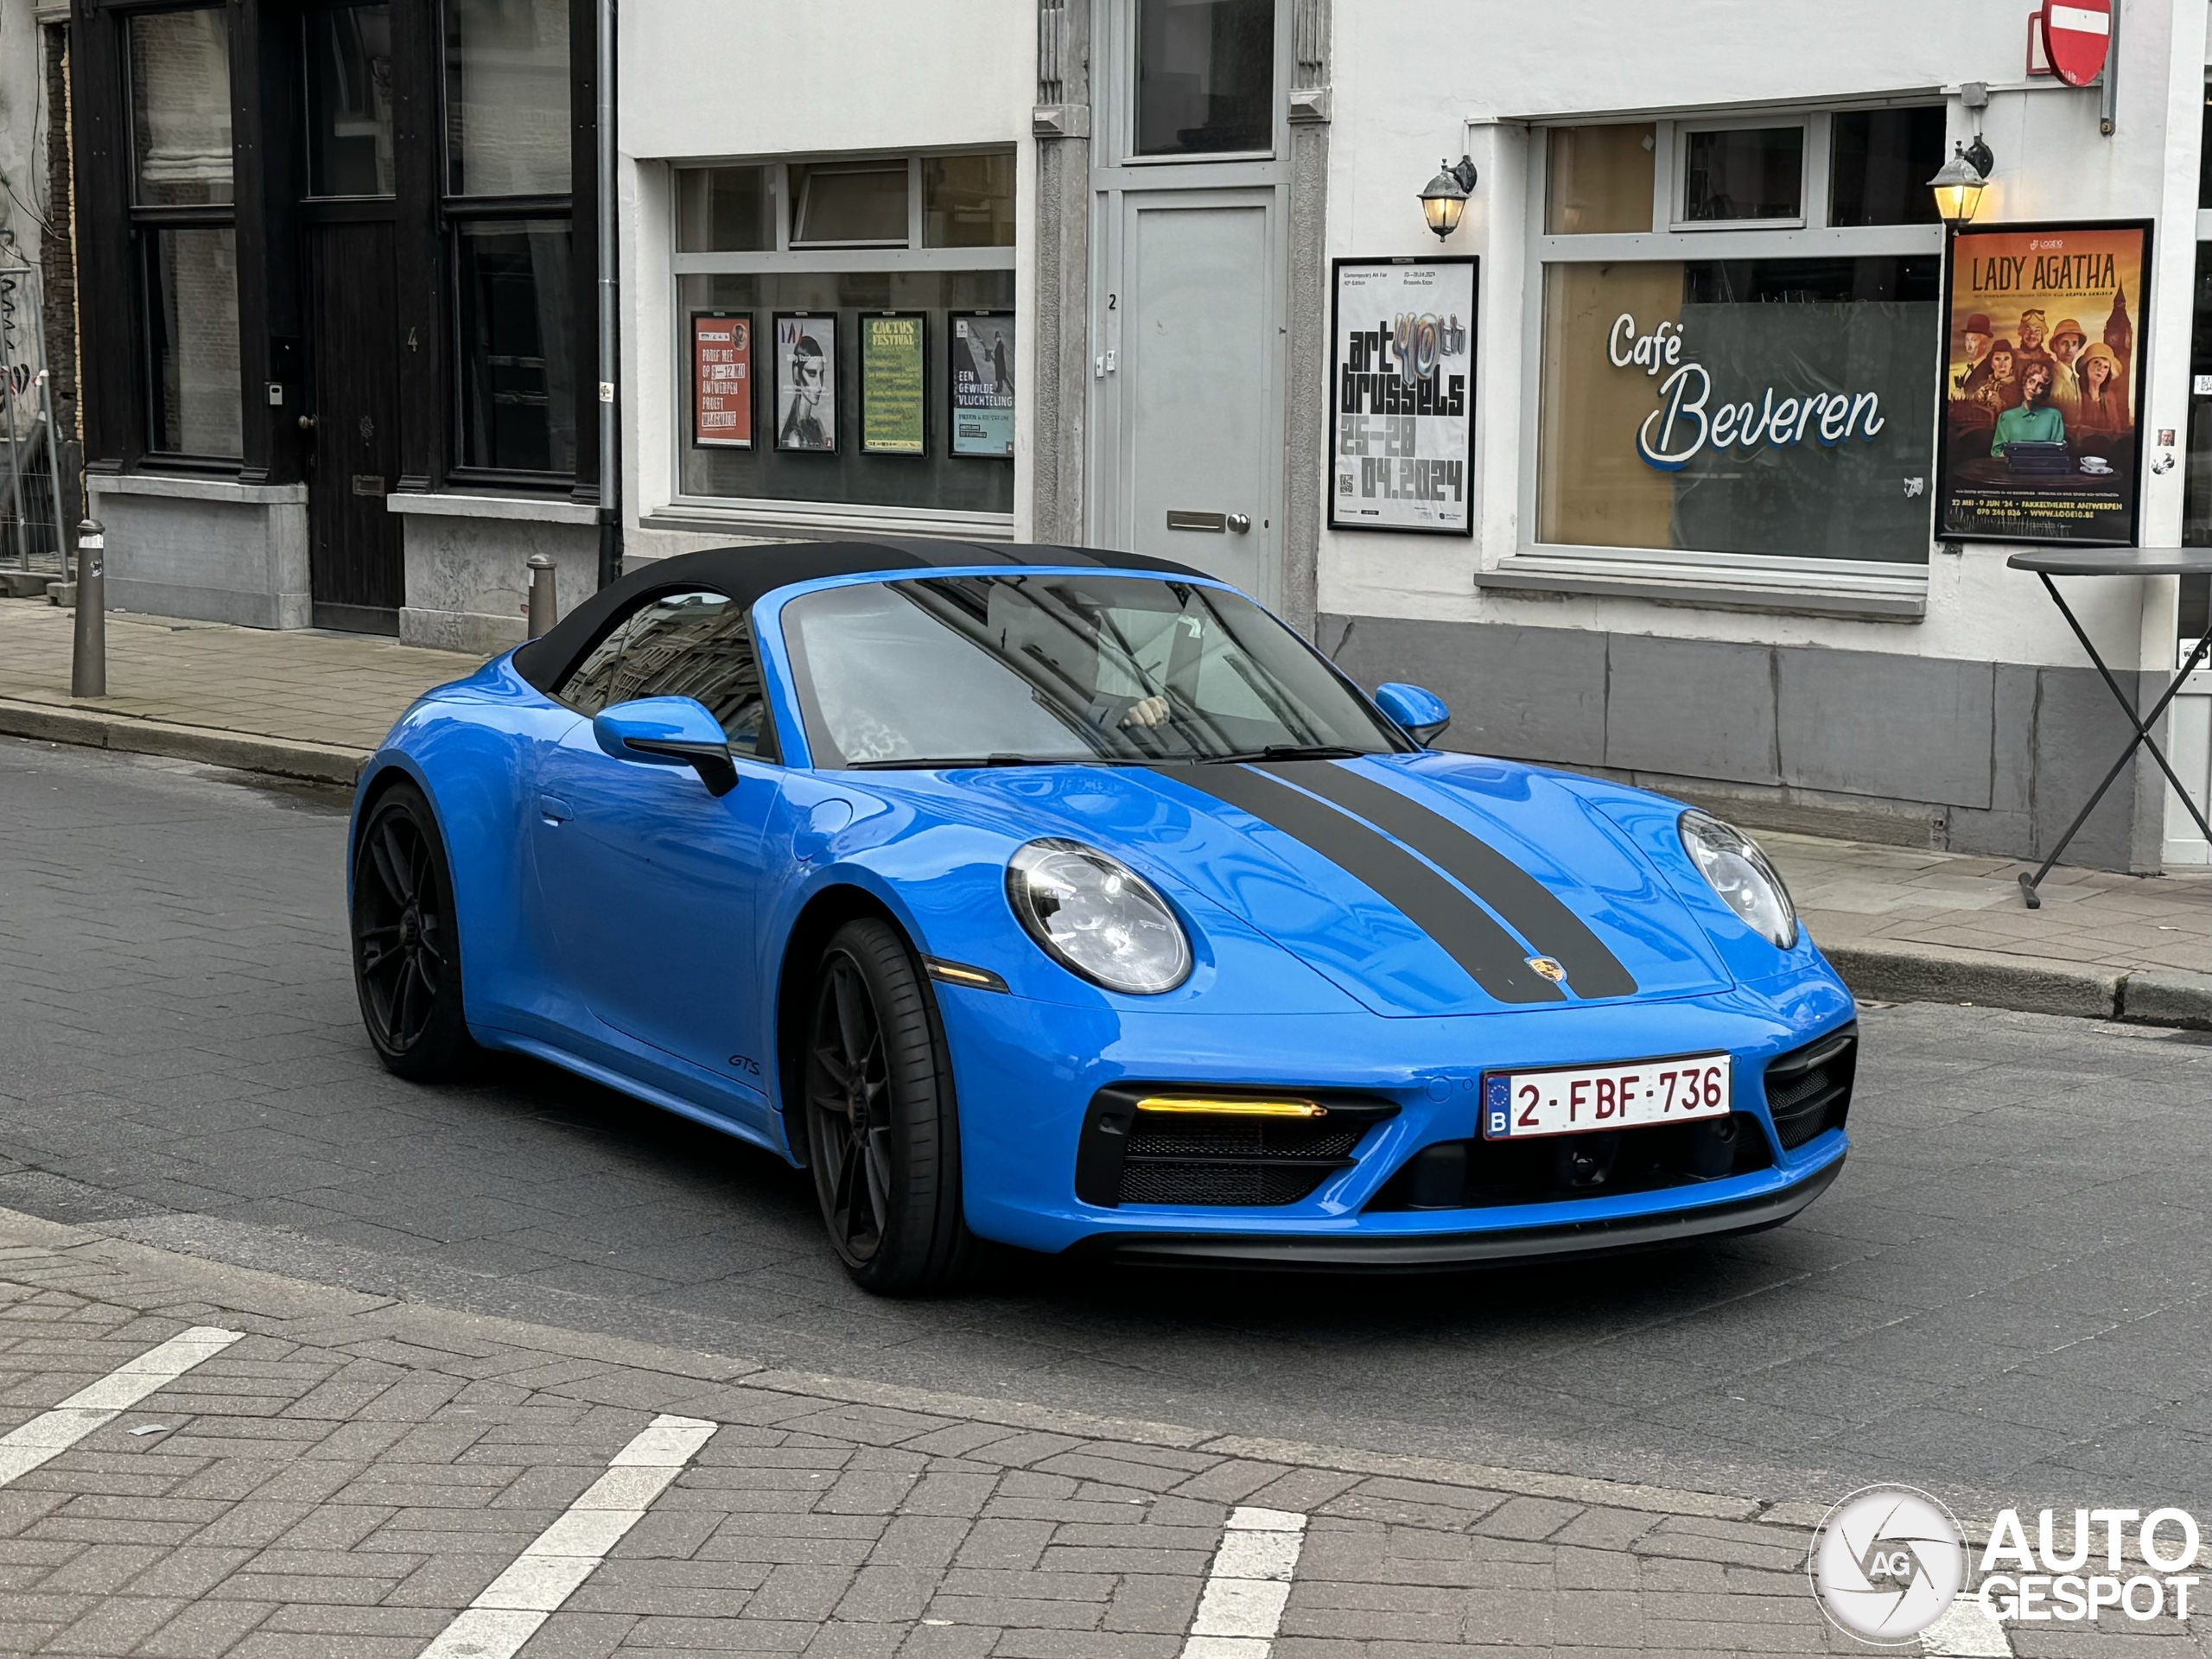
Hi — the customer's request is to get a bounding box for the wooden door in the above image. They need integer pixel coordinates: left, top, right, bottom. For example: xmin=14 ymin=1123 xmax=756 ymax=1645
xmin=307 ymin=221 xmax=403 ymax=632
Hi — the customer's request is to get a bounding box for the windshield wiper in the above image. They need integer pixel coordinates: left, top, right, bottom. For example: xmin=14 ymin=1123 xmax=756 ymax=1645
xmin=843 ymin=753 xmax=1051 ymax=770
xmin=1195 ymin=744 xmax=1370 ymax=765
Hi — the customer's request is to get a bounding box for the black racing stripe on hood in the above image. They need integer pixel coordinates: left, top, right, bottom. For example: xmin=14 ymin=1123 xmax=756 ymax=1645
xmin=1162 ymin=765 xmax=1566 ymax=1006
xmin=1260 ymin=761 xmax=1639 ymax=1000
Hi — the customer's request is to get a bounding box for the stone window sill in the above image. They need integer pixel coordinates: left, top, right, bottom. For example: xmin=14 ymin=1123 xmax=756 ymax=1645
xmin=1477 ymin=547 xmax=1928 ymax=620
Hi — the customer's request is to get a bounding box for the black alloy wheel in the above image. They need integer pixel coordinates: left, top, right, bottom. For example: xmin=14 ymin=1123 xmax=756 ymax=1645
xmin=804 ymin=918 xmax=976 ymax=1294
xmin=351 ymin=780 xmax=474 ymax=1081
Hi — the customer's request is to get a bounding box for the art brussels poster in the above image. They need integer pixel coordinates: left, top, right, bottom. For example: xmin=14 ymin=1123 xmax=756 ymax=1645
xmin=950 ymin=312 xmax=1015 ymax=458
xmin=1935 ymin=221 xmax=2149 ymax=545
xmin=1329 ymin=256 xmax=1478 ymax=535
xmin=773 ymin=313 xmax=837 ymax=454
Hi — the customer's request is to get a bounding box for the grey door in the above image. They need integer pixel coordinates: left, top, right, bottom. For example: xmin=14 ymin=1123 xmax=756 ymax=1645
xmin=1101 ymin=188 xmax=1282 ymax=606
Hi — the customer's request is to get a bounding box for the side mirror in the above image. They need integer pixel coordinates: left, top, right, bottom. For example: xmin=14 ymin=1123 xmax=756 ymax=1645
xmin=1373 ymin=682 xmax=1452 ymax=747
xmin=592 ymin=696 xmax=738 ymax=797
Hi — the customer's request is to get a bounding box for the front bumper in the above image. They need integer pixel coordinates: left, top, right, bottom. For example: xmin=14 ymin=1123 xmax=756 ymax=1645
xmin=1070 ymin=1154 xmax=1842 ymax=1269
xmin=936 ymin=955 xmax=1858 ymax=1257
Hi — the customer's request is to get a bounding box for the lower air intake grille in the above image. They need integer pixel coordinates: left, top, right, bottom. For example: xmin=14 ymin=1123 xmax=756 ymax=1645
xmin=1764 ymin=1025 xmax=1859 ymax=1150
xmin=1074 ymin=1089 xmax=1398 ymax=1210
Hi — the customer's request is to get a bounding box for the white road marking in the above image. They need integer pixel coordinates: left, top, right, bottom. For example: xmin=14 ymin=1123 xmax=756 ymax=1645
xmin=1181 ymin=1506 xmax=1307 ymax=1659
xmin=0 ymin=1325 xmax=243 ymax=1486
xmin=417 ymin=1412 xmax=717 ymax=1659
xmin=1922 ymin=1593 xmax=2012 ymax=1656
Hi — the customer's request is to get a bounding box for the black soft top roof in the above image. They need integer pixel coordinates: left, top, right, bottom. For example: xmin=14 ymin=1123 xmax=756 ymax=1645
xmin=510 ymin=537 xmax=1204 ymax=693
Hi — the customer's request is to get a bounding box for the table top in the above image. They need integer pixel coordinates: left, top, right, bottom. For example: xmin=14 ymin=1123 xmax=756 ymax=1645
xmin=2007 ymin=545 xmax=2212 ymax=576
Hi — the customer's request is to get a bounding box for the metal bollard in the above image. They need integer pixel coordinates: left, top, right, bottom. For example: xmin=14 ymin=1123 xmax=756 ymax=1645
xmin=525 ymin=553 xmax=557 ymax=639
xmin=71 ymin=518 xmax=105 ymax=699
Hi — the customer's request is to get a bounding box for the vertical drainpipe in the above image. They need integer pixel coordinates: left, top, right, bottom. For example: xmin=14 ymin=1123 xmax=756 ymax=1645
xmin=594 ymin=0 xmax=621 ymax=590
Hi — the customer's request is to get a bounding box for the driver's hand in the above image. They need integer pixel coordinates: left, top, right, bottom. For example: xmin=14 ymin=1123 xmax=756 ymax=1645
xmin=1121 ymin=695 xmax=1170 ymax=728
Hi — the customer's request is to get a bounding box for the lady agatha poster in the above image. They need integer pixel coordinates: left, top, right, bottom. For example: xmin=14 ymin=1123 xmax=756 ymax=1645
xmin=1935 ymin=222 xmax=2148 ymax=546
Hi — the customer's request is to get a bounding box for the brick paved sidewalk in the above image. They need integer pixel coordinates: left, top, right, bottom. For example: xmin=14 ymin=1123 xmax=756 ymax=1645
xmin=0 ymin=1205 xmax=2087 ymax=1659
xmin=3 ymin=593 xmax=2209 ymax=1020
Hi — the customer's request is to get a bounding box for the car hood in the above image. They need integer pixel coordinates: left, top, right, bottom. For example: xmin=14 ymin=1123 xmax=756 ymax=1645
xmin=928 ymin=753 xmax=1733 ymax=1017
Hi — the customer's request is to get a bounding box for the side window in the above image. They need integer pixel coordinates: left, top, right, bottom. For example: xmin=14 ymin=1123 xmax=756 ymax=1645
xmin=557 ymin=588 xmax=779 ymax=759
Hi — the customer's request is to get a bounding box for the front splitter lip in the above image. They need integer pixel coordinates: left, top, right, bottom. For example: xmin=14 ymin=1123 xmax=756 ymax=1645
xmin=1065 ymin=1155 xmax=1843 ymax=1272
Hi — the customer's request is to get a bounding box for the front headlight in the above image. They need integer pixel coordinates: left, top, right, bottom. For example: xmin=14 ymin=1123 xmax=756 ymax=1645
xmin=1006 ymin=839 xmax=1192 ymax=995
xmin=1679 ymin=810 xmax=1798 ymax=950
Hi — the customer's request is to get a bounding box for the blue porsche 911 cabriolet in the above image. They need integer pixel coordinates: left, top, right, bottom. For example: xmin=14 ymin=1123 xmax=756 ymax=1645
xmin=348 ymin=539 xmax=1856 ymax=1293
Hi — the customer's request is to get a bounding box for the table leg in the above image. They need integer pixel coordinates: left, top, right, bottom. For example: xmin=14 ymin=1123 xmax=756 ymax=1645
xmin=2018 ymin=577 xmax=2212 ymax=907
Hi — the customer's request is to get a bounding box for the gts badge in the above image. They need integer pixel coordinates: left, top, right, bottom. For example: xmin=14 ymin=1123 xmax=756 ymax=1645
xmin=727 ymin=1054 xmax=762 ymax=1077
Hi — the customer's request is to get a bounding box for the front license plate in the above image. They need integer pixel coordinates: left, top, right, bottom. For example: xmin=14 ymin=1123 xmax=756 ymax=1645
xmin=1481 ymin=1053 xmax=1732 ymax=1140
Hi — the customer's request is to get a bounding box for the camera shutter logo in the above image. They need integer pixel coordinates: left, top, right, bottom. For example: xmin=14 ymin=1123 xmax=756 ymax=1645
xmin=1808 ymin=1486 xmax=1967 ymax=1643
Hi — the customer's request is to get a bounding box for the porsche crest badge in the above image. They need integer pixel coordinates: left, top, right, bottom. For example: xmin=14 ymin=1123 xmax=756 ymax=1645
xmin=1528 ymin=957 xmax=1567 ymax=984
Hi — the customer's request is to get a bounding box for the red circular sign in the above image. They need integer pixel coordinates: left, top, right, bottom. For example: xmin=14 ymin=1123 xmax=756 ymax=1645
xmin=2043 ymin=0 xmax=2112 ymax=88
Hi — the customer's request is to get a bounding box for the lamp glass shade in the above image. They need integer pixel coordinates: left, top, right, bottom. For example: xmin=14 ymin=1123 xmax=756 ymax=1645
xmin=1420 ymin=168 xmax=1468 ymax=239
xmin=1927 ymin=151 xmax=1987 ymax=226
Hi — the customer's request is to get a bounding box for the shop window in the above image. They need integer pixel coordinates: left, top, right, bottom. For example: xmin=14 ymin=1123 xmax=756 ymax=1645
xmin=1135 ymin=0 xmax=1274 ymax=156
xmin=678 ymin=167 xmax=772 ymax=253
xmin=1828 ymin=108 xmax=1944 ymax=227
xmin=129 ymin=9 xmax=232 ymax=207
xmin=305 ymin=4 xmax=396 ymax=198
xmin=671 ymin=152 xmax=1017 ymax=523
xmin=1681 ymin=126 xmax=1803 ymax=223
xmin=1537 ymin=257 xmax=1940 ymax=563
xmin=454 ymin=220 xmax=576 ymax=474
xmin=791 ymin=165 xmax=909 ymax=248
xmin=443 ymin=0 xmax=569 ymax=197
xmin=1545 ymin=125 xmax=1655 ymax=235
xmin=128 ymin=6 xmax=239 ymax=460
xmin=924 ymin=154 xmax=1015 ymax=248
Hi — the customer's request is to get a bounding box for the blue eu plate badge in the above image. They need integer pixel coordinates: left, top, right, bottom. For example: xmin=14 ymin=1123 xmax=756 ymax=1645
xmin=1484 ymin=1074 xmax=1513 ymax=1138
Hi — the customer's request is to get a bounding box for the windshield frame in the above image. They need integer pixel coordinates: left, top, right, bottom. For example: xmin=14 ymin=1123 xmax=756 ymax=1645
xmin=761 ymin=566 xmax=1415 ymax=772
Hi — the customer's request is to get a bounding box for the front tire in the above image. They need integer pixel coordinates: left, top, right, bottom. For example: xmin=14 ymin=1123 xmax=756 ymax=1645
xmin=352 ymin=780 xmax=475 ymax=1081
xmin=804 ymin=918 xmax=976 ymax=1294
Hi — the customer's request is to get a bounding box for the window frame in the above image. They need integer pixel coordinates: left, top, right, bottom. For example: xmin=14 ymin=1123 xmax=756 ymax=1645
xmin=1504 ymin=99 xmax=1952 ymax=617
xmin=125 ymin=2 xmax=244 ymax=467
xmin=663 ymin=147 xmax=1019 ymax=536
xmin=1669 ymin=114 xmax=1815 ymax=233
xmin=439 ymin=0 xmax=578 ymax=487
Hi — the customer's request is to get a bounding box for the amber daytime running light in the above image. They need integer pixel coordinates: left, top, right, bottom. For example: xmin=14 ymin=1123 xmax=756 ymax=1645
xmin=1135 ymin=1096 xmax=1328 ymax=1118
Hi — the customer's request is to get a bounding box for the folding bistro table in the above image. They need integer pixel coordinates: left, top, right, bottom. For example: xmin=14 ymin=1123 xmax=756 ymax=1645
xmin=2008 ymin=545 xmax=2212 ymax=906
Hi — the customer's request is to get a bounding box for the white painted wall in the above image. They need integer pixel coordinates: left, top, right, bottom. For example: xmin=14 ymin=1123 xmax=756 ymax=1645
xmin=1319 ymin=0 xmax=2209 ymax=674
xmin=618 ymin=0 xmax=1037 ymax=543
xmin=0 ymin=0 xmax=45 ymax=274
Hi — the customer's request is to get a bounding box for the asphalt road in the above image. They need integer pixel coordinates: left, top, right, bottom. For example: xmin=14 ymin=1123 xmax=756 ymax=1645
xmin=5 ymin=734 xmax=2211 ymax=1518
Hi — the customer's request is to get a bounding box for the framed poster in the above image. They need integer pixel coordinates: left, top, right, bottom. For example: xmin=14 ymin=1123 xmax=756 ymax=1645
xmin=860 ymin=312 xmax=926 ymax=455
xmin=1935 ymin=220 xmax=2149 ymax=546
xmin=950 ymin=311 xmax=1015 ymax=457
xmin=772 ymin=313 xmax=837 ymax=454
xmin=690 ymin=312 xmax=753 ymax=448
xmin=1329 ymin=256 xmax=1478 ymax=535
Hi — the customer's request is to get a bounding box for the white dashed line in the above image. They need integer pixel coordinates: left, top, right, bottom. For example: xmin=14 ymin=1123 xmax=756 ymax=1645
xmin=416 ymin=1412 xmax=718 ymax=1659
xmin=0 ymin=1325 xmax=243 ymax=1487
xmin=1181 ymin=1505 xmax=1308 ymax=1659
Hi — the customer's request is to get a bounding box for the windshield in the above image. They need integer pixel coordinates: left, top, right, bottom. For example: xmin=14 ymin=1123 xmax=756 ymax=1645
xmin=780 ymin=574 xmax=1408 ymax=769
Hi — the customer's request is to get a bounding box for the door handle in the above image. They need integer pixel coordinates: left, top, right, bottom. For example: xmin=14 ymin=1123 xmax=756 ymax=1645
xmin=1226 ymin=513 xmax=1252 ymax=533
xmin=297 ymin=414 xmax=317 ymax=432
xmin=538 ymin=793 xmax=572 ymax=824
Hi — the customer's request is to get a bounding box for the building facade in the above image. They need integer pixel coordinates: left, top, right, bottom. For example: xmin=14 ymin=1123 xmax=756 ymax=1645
xmin=55 ymin=1 xmax=2212 ymax=871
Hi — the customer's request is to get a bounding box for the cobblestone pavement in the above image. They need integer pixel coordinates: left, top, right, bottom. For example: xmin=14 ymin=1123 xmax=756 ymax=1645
xmin=0 ymin=1209 xmax=2148 ymax=1659
xmin=10 ymin=738 xmax=2212 ymax=1653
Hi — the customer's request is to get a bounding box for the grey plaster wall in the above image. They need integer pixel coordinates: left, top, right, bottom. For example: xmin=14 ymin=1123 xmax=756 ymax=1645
xmin=93 ymin=486 xmax=310 ymax=630
xmin=400 ymin=516 xmax=598 ymax=656
xmin=1323 ymin=609 xmax=2168 ymax=872
xmin=1029 ymin=0 xmax=1090 ymax=545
